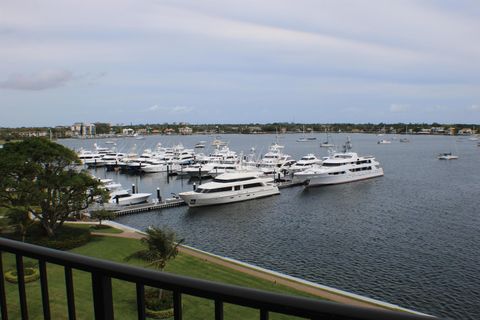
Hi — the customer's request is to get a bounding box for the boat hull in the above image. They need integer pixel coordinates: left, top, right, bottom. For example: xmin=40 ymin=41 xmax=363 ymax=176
xmin=179 ymin=187 xmax=280 ymax=207
xmin=109 ymin=193 xmax=151 ymax=205
xmin=299 ymin=168 xmax=384 ymax=187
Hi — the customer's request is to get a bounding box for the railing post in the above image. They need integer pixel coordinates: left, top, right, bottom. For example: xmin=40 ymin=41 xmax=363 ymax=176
xmin=15 ymin=255 xmax=28 ymax=320
xmin=91 ymin=272 xmax=114 ymax=320
xmin=260 ymin=309 xmax=269 ymax=320
xmin=173 ymin=290 xmax=182 ymax=320
xmin=136 ymin=283 xmax=145 ymax=320
xmin=64 ymin=267 xmax=76 ymax=320
xmin=215 ymin=300 xmax=223 ymax=320
xmin=0 ymin=252 xmax=8 ymax=320
xmin=39 ymin=261 xmax=51 ymax=320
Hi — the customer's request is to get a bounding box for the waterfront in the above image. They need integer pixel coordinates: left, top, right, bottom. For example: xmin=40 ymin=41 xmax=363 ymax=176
xmin=60 ymin=133 xmax=480 ymax=319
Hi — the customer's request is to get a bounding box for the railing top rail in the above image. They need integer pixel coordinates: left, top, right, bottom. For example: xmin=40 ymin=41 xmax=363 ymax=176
xmin=0 ymin=237 xmax=436 ymax=320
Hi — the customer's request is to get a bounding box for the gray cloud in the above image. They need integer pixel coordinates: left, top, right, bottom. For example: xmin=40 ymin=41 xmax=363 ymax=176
xmin=0 ymin=69 xmax=73 ymax=90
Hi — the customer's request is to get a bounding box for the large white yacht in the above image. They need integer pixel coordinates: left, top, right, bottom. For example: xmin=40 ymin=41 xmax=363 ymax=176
xmin=257 ymin=143 xmax=295 ymax=175
xmin=290 ymin=154 xmax=322 ymax=172
xmin=294 ymin=139 xmax=384 ymax=186
xmin=178 ymin=172 xmax=280 ymax=207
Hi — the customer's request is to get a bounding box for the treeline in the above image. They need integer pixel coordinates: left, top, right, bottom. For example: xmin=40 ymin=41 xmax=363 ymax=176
xmin=1 ymin=122 xmax=478 ymax=141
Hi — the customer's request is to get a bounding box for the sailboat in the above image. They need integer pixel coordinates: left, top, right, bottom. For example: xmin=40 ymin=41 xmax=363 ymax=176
xmin=320 ymin=128 xmax=334 ymax=147
xmin=297 ymin=126 xmax=310 ymax=142
xmin=399 ymin=125 xmax=410 ymax=143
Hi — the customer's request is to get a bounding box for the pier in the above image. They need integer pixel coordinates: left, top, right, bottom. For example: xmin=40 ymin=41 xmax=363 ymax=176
xmin=113 ymin=199 xmax=186 ymax=216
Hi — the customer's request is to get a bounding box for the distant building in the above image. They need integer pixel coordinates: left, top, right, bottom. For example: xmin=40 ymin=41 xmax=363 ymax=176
xmin=122 ymin=128 xmax=135 ymax=136
xmin=458 ymin=128 xmax=474 ymax=135
xmin=431 ymin=127 xmax=445 ymax=134
xmin=164 ymin=128 xmax=175 ymax=135
xmin=71 ymin=123 xmax=95 ymax=137
xmin=248 ymin=126 xmax=262 ymax=133
xmin=18 ymin=130 xmax=48 ymax=138
xmin=179 ymin=126 xmax=193 ymax=135
xmin=417 ymin=128 xmax=431 ymax=134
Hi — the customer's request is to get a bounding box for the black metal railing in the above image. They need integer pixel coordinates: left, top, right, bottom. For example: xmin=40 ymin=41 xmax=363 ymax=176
xmin=0 ymin=237 xmax=436 ymax=320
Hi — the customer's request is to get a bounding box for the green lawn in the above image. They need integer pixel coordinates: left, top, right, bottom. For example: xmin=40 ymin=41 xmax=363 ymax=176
xmin=1 ymin=234 xmax=319 ymax=319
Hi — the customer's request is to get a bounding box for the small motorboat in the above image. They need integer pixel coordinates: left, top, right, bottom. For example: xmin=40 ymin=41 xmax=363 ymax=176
xmin=438 ymin=153 xmax=458 ymax=160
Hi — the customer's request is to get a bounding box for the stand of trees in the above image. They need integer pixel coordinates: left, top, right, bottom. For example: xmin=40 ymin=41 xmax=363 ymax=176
xmin=0 ymin=138 xmax=107 ymax=237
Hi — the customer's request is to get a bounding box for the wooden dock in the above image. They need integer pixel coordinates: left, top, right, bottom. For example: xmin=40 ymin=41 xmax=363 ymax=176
xmin=114 ymin=199 xmax=186 ymax=216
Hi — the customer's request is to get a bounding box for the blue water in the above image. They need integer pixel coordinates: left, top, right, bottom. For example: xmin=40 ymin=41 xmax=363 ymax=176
xmin=60 ymin=134 xmax=480 ymax=319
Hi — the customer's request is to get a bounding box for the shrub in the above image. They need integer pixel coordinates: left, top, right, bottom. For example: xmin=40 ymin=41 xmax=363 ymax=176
xmin=4 ymin=223 xmax=91 ymax=250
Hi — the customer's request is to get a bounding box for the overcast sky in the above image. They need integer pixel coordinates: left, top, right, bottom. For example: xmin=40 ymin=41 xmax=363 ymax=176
xmin=1 ymin=0 xmax=479 ymax=127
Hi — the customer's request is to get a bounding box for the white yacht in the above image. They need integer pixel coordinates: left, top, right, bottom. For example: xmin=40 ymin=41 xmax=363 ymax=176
xmin=377 ymin=139 xmax=392 ymax=144
xmin=99 ymin=178 xmax=122 ymax=192
xmin=438 ymin=153 xmax=458 ymax=160
xmin=294 ymin=139 xmax=384 ymax=186
xmin=178 ymin=172 xmax=279 ymax=207
xmin=290 ymin=154 xmax=322 ymax=172
xmin=195 ymin=141 xmax=207 ymax=148
xmin=257 ymin=144 xmax=295 ymax=177
xmin=140 ymin=159 xmax=170 ymax=173
xmin=109 ymin=189 xmax=151 ymax=205
xmin=211 ymin=137 xmax=228 ymax=147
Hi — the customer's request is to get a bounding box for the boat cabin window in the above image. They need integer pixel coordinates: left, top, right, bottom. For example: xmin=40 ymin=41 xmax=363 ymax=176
xmin=322 ymin=162 xmax=343 ymax=167
xmin=243 ymin=183 xmax=263 ymax=189
xmin=328 ymin=171 xmax=346 ymax=175
xmin=195 ymin=186 xmax=233 ymax=193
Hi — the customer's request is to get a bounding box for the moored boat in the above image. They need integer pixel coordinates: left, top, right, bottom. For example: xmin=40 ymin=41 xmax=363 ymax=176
xmin=178 ymin=172 xmax=279 ymax=207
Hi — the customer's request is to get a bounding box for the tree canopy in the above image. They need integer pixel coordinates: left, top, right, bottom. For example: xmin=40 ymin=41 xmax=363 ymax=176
xmin=0 ymin=138 xmax=107 ymax=237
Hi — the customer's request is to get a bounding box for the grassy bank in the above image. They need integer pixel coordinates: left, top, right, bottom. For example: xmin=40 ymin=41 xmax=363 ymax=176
xmin=1 ymin=232 xmax=317 ymax=319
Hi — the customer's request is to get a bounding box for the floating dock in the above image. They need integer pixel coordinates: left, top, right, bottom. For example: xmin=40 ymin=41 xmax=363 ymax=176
xmin=114 ymin=199 xmax=186 ymax=216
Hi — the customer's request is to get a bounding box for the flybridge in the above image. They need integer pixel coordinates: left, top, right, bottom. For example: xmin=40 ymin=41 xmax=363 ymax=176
xmin=213 ymin=176 xmax=257 ymax=183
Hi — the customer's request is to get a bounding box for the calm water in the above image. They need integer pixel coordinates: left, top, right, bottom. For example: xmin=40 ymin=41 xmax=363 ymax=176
xmin=60 ymin=134 xmax=480 ymax=319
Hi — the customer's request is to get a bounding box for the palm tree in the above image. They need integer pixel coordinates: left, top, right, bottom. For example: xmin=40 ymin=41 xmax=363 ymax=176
xmin=126 ymin=226 xmax=183 ymax=301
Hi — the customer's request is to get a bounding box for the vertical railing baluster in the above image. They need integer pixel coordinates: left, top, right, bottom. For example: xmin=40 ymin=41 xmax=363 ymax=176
xmin=136 ymin=283 xmax=145 ymax=320
xmin=260 ymin=308 xmax=269 ymax=320
xmin=39 ymin=261 xmax=51 ymax=320
xmin=91 ymin=272 xmax=114 ymax=320
xmin=15 ymin=255 xmax=28 ymax=320
xmin=0 ymin=252 xmax=8 ymax=320
xmin=173 ymin=290 xmax=182 ymax=320
xmin=64 ymin=267 xmax=76 ymax=320
xmin=215 ymin=300 xmax=224 ymax=320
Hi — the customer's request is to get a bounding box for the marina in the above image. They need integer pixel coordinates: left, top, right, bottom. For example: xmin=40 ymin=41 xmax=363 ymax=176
xmin=60 ymin=132 xmax=480 ymax=320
